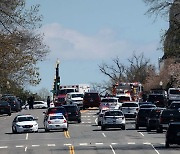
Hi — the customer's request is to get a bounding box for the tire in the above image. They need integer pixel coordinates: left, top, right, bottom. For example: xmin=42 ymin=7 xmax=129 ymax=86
xmin=135 ymin=124 xmax=139 ymax=130
xmin=157 ymin=127 xmax=163 ymax=133
xmin=165 ymin=140 xmax=169 ymax=148
xmin=122 ymin=125 xmax=126 ymax=130
xmin=8 ymin=112 xmax=11 ymax=116
xmin=78 ymin=119 xmax=81 ymax=123
xmin=98 ymin=121 xmax=101 ymax=126
xmin=147 ymin=127 xmax=151 ymax=132
xmin=12 ymin=126 xmax=17 ymax=134
xmin=63 ymin=128 xmax=68 ymax=131
xmin=101 ymin=126 xmax=106 ymax=131
xmin=45 ymin=127 xmax=49 ymax=132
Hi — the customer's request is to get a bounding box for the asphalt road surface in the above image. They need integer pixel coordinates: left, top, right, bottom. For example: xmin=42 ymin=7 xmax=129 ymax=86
xmin=0 ymin=108 xmax=179 ymax=154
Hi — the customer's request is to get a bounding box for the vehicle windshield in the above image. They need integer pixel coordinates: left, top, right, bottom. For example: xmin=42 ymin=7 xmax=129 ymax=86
xmin=169 ymin=89 xmax=180 ymax=95
xmin=122 ymin=103 xmax=138 ymax=107
xmin=169 ymin=103 xmax=180 ymax=109
xmin=48 ymin=108 xmax=65 ymax=114
xmin=0 ymin=101 xmax=9 ymax=105
xmin=149 ymin=109 xmax=162 ymax=118
xmin=50 ymin=116 xmax=63 ymax=120
xmin=17 ymin=116 xmax=34 ymax=122
xmin=148 ymin=95 xmax=164 ymax=101
xmin=63 ymin=106 xmax=77 ymax=112
xmin=101 ymin=99 xmax=117 ymax=103
xmin=72 ymin=94 xmax=83 ymax=98
xmin=84 ymin=93 xmax=99 ymax=99
xmin=105 ymin=111 xmax=123 ymax=116
xmin=118 ymin=96 xmax=130 ymax=102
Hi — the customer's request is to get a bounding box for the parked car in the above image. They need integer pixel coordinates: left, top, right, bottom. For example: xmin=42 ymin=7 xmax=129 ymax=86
xmin=121 ymin=102 xmax=139 ymax=118
xmin=157 ymin=109 xmax=180 ymax=133
xmin=165 ymin=122 xmax=180 ymax=148
xmin=83 ymin=92 xmax=101 ymax=109
xmin=66 ymin=92 xmax=84 ymax=108
xmin=101 ymin=109 xmax=125 ymax=130
xmin=33 ymin=101 xmax=47 ymax=109
xmin=44 ymin=113 xmax=68 ymax=132
xmin=1 ymin=96 xmax=21 ymax=112
xmin=146 ymin=108 xmax=165 ymax=131
xmin=62 ymin=104 xmax=81 ymax=123
xmin=135 ymin=108 xmax=155 ymax=130
xmin=12 ymin=114 xmax=38 ymax=133
xmin=0 ymin=100 xmax=11 ymax=116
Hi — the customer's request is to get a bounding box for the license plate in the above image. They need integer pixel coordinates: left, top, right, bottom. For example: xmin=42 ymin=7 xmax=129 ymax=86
xmin=55 ymin=125 xmax=60 ymax=127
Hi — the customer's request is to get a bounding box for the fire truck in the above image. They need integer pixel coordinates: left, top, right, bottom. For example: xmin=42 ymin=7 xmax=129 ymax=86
xmin=112 ymin=82 xmax=143 ymax=101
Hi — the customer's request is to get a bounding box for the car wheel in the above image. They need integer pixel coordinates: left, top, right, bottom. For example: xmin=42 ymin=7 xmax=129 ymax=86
xmin=12 ymin=126 xmax=17 ymax=134
xmin=98 ymin=121 xmax=101 ymax=126
xmin=101 ymin=126 xmax=106 ymax=131
xmin=45 ymin=127 xmax=49 ymax=132
xmin=122 ymin=125 xmax=126 ymax=130
xmin=147 ymin=127 xmax=151 ymax=132
xmin=165 ymin=140 xmax=169 ymax=148
xmin=8 ymin=112 xmax=11 ymax=116
xmin=78 ymin=119 xmax=81 ymax=123
xmin=63 ymin=128 xmax=68 ymax=131
xmin=135 ymin=124 xmax=139 ymax=130
xmin=157 ymin=128 xmax=163 ymax=133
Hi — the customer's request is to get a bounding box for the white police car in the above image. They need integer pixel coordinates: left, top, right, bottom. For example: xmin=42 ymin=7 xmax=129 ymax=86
xmin=44 ymin=113 xmax=68 ymax=132
xmin=12 ymin=114 xmax=38 ymax=133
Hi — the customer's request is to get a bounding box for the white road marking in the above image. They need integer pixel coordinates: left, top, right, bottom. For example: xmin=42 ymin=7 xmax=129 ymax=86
xmin=0 ymin=146 xmax=8 ymax=149
xmin=139 ymin=132 xmax=144 ymax=136
xmin=32 ymin=145 xmax=40 ymax=147
xmin=26 ymin=133 xmax=28 ymax=140
xmin=47 ymin=144 xmax=56 ymax=147
xmin=151 ymin=144 xmax=160 ymax=154
xmin=95 ymin=118 xmax=98 ymax=124
xmin=64 ymin=144 xmax=72 ymax=146
xmin=111 ymin=143 xmax=118 ymax=145
xmin=128 ymin=142 xmax=135 ymax=144
xmin=25 ymin=146 xmax=27 ymax=152
xmin=109 ymin=145 xmax=116 ymax=154
xmin=95 ymin=143 xmax=103 ymax=145
xmin=102 ymin=133 xmax=106 ymax=137
xmin=16 ymin=145 xmax=24 ymax=148
xmin=160 ymin=143 xmax=165 ymax=145
xmin=79 ymin=143 xmax=88 ymax=146
xmin=87 ymin=122 xmax=92 ymax=123
xmin=143 ymin=142 xmax=151 ymax=145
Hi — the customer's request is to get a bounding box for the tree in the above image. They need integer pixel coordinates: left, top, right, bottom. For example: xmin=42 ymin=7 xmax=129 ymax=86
xmin=143 ymin=0 xmax=180 ymax=58
xmin=99 ymin=53 xmax=155 ymax=93
xmin=0 ymin=0 xmax=49 ymax=93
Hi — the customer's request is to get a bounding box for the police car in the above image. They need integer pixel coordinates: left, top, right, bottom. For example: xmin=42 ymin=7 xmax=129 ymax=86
xmin=44 ymin=113 xmax=68 ymax=132
xmin=12 ymin=114 xmax=38 ymax=133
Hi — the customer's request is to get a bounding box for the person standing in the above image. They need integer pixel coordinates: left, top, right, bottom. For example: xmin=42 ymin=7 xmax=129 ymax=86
xmin=47 ymin=96 xmax=51 ymax=108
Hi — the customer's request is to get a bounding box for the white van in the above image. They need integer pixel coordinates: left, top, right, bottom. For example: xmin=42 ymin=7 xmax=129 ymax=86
xmin=168 ymin=88 xmax=180 ymax=104
xmin=66 ymin=92 xmax=84 ymax=108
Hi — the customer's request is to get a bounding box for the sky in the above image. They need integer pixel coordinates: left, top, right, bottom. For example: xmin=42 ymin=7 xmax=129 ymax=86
xmin=27 ymin=0 xmax=169 ymax=93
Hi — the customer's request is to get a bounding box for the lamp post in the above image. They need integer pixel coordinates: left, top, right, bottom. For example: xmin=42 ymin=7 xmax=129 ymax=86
xmin=159 ymin=81 xmax=163 ymax=89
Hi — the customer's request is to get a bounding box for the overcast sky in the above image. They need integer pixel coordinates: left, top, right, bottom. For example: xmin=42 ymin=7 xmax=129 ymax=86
xmin=27 ymin=0 xmax=169 ymax=92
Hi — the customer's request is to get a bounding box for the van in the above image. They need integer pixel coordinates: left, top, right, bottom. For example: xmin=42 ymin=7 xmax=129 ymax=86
xmin=83 ymin=92 xmax=101 ymax=109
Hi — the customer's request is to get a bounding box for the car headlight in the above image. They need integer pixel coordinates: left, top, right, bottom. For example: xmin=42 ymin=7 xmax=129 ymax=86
xmin=16 ymin=124 xmax=21 ymax=127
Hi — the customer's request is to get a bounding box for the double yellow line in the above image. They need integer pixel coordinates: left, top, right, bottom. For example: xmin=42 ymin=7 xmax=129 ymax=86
xmin=69 ymin=145 xmax=75 ymax=154
xmin=64 ymin=131 xmax=75 ymax=154
xmin=64 ymin=130 xmax=70 ymax=138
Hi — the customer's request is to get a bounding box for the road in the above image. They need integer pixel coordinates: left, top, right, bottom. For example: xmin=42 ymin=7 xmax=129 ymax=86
xmin=0 ymin=108 xmax=179 ymax=154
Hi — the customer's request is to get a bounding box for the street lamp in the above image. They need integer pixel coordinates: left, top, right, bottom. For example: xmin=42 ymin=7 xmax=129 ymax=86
xmin=159 ymin=81 xmax=163 ymax=89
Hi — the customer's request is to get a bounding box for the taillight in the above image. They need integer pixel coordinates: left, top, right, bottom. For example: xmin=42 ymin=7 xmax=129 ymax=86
xmin=48 ymin=121 xmax=51 ymax=124
xmin=64 ymin=120 xmax=67 ymax=123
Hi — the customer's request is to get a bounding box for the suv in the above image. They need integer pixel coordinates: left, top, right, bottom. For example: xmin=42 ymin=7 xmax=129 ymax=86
xmin=101 ymin=109 xmax=125 ymax=130
xmin=62 ymin=104 xmax=81 ymax=123
xmin=0 ymin=100 xmax=11 ymax=116
xmin=157 ymin=109 xmax=180 ymax=133
xmin=121 ymin=102 xmax=139 ymax=118
xmin=83 ymin=92 xmax=101 ymax=109
xmin=169 ymin=101 xmax=180 ymax=110
xmin=148 ymin=94 xmax=167 ymax=107
xmin=146 ymin=108 xmax=165 ymax=131
xmin=165 ymin=122 xmax=180 ymax=148
xmin=135 ymin=108 xmax=155 ymax=130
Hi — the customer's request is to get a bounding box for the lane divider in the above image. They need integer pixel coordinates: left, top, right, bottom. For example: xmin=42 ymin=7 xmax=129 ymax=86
xmin=69 ymin=145 xmax=75 ymax=154
xmin=64 ymin=131 xmax=70 ymax=138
